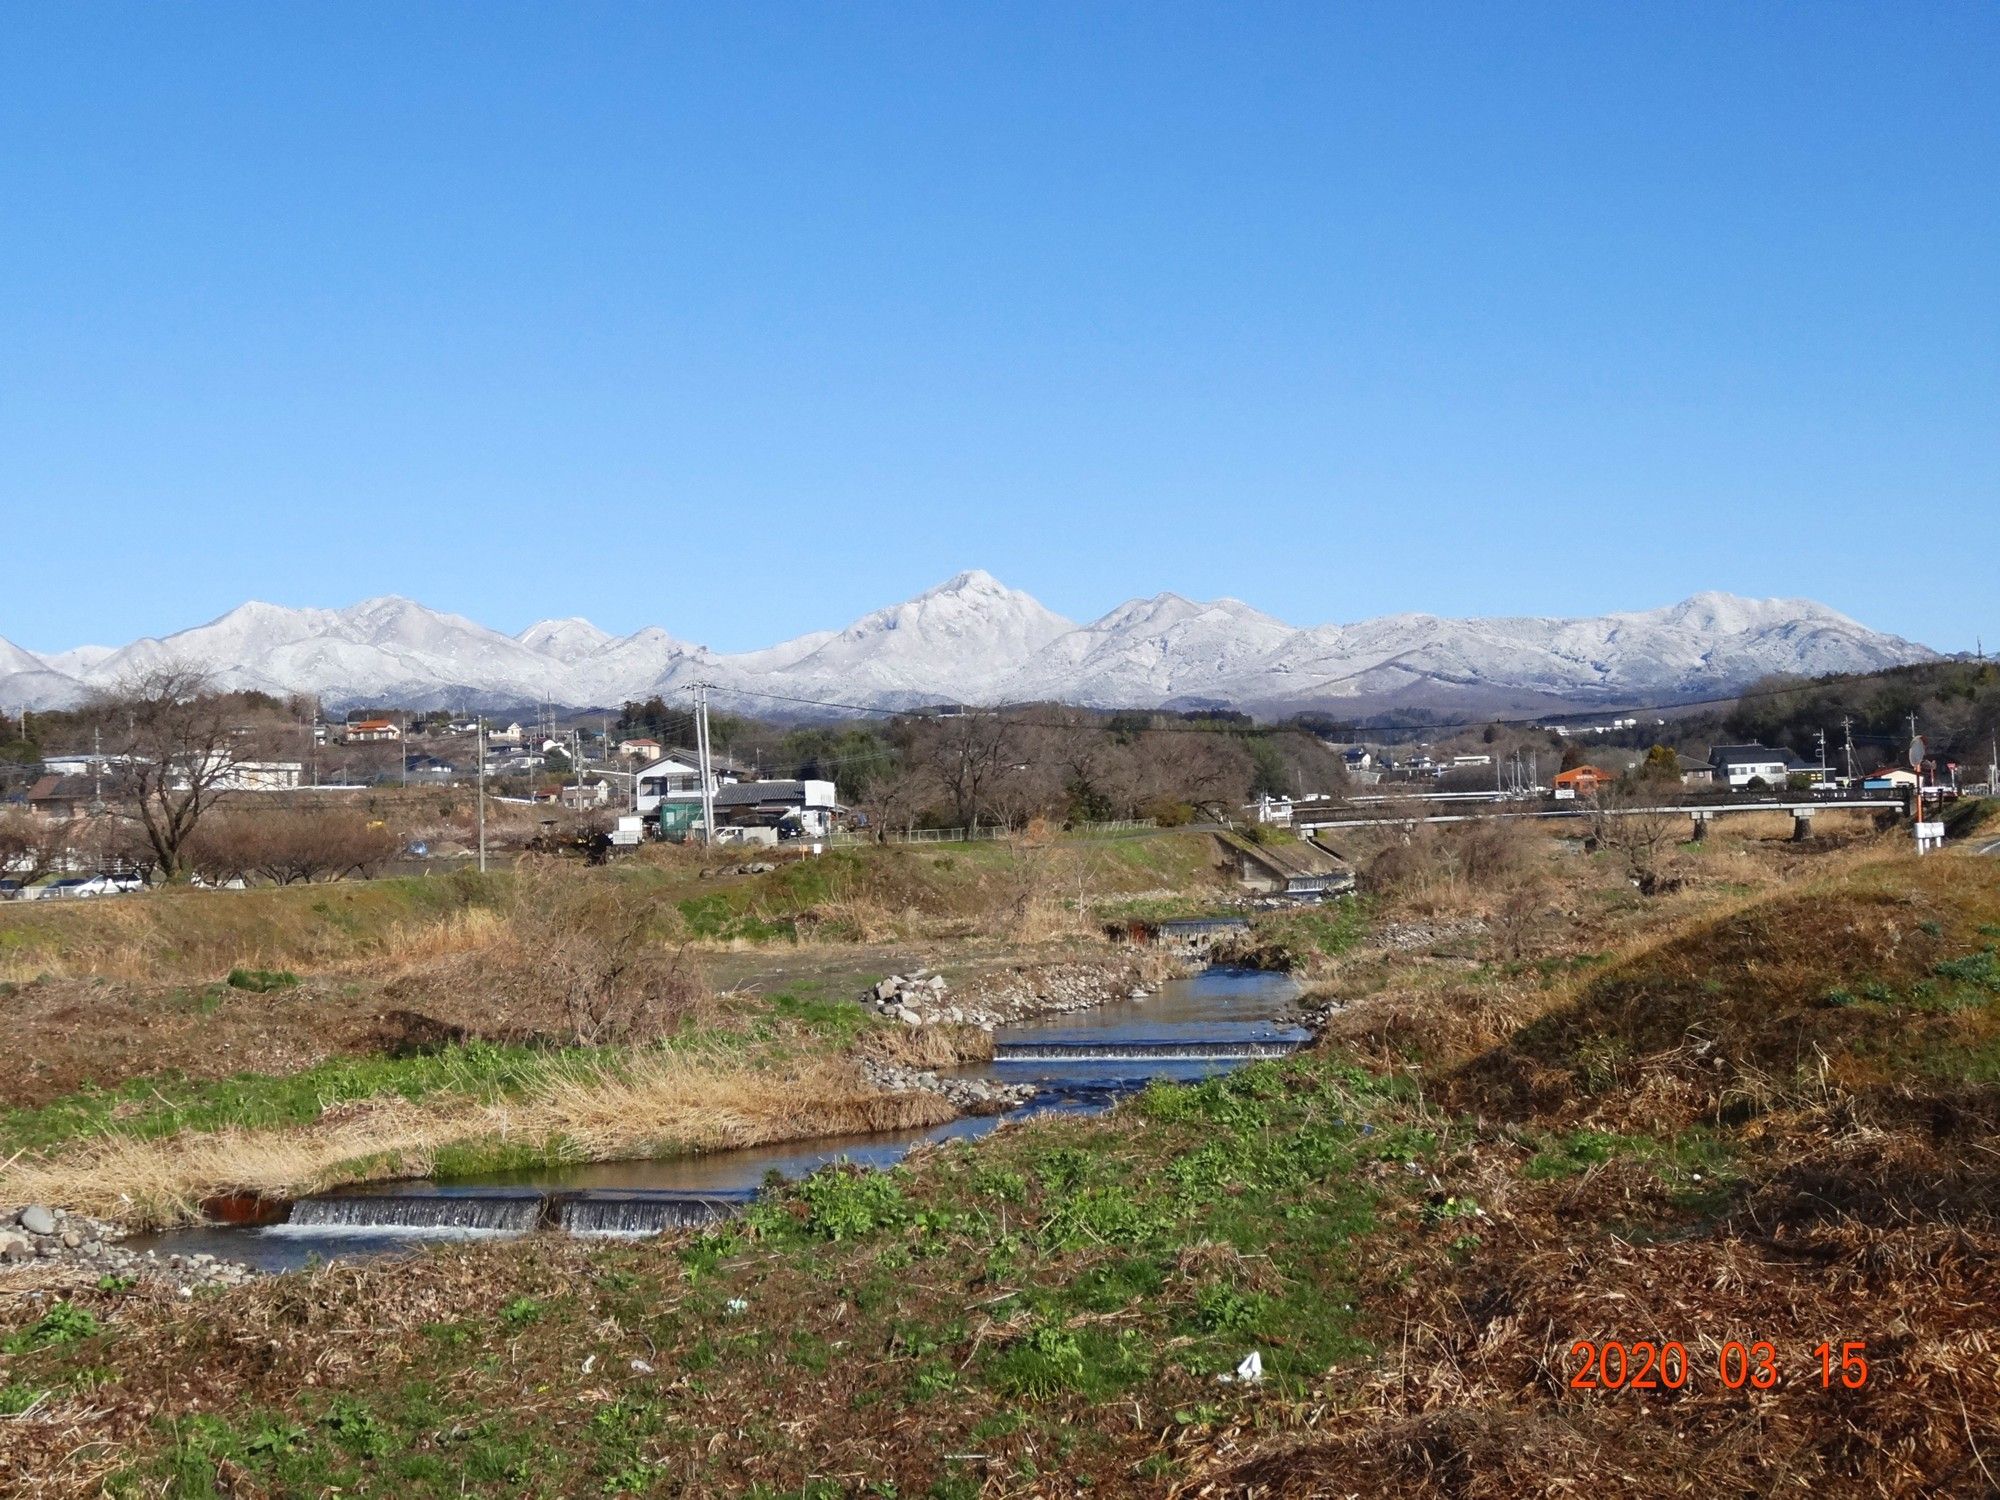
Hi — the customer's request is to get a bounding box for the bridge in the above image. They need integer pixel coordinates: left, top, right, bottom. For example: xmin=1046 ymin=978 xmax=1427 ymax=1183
xmin=1291 ymin=797 xmax=1903 ymax=843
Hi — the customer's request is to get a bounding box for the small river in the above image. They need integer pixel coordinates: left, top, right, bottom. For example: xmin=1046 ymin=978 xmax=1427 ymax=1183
xmin=127 ymin=966 xmax=1305 ymax=1272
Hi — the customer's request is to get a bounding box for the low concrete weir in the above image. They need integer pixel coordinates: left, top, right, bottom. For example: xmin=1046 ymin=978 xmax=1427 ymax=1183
xmin=551 ymin=1190 xmax=755 ymax=1236
xmin=992 ymin=1039 xmax=1302 ymax=1063
xmin=278 ymin=1188 xmax=756 ymax=1237
xmin=284 ymin=1190 xmax=545 ymax=1234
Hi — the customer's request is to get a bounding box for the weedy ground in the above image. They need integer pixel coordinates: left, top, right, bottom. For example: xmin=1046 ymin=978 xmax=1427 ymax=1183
xmin=0 ymin=834 xmax=1224 ymax=1221
xmin=4 ymin=816 xmax=1998 ymax=1495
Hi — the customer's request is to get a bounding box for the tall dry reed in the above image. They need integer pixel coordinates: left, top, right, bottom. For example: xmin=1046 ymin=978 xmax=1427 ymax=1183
xmin=0 ymin=1051 xmax=954 ymax=1227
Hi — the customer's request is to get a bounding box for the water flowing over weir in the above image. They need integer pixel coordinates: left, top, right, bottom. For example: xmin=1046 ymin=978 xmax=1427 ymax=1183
xmin=552 ymin=1191 xmax=755 ymax=1236
xmin=273 ymin=1189 xmax=756 ymax=1237
xmin=992 ymin=1040 xmax=1302 ymax=1063
xmin=126 ymin=965 xmax=1306 ymax=1271
xmin=284 ymin=1191 xmax=543 ymax=1234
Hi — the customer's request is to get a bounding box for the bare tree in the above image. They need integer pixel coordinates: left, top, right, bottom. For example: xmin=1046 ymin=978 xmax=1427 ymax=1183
xmin=1120 ymin=731 xmax=1253 ymax=822
xmin=0 ymin=812 xmax=80 ymax=889
xmin=1581 ymin=781 xmax=1684 ymax=895
xmin=856 ymin=758 xmax=943 ymax=842
xmin=911 ymin=713 xmax=1017 ymax=830
xmin=190 ymin=806 xmax=402 ymax=885
xmin=89 ymin=666 xmax=252 ymax=883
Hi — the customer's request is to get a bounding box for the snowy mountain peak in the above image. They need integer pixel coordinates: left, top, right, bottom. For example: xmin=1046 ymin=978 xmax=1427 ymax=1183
xmin=0 ymin=583 xmax=1936 ymax=716
xmin=0 ymin=636 xmax=48 ymax=675
xmin=919 ymin=568 xmax=1010 ymax=599
xmin=518 ymin=617 xmax=613 ymax=659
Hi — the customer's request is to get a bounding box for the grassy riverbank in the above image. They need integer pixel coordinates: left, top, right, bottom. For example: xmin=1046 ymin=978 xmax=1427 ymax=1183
xmin=0 ymin=834 xmax=1227 ymax=1223
xmin=0 ymin=831 xmax=1228 ymax=985
xmin=10 ymin=821 xmax=1997 ymax=1494
xmin=0 ymin=996 xmax=977 ymax=1225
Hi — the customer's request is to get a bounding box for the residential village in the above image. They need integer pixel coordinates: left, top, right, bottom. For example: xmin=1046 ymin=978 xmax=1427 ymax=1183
xmin=4 ymin=668 xmax=1991 ymax=903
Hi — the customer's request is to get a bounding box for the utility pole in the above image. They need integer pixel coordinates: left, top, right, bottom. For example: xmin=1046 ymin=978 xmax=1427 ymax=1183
xmin=1841 ymin=716 xmax=1856 ymax=783
xmin=476 ymin=718 xmax=488 ymax=874
xmin=688 ymin=681 xmax=717 ymax=846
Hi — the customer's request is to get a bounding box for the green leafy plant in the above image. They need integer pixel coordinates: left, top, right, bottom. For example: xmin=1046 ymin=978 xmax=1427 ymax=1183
xmin=796 ymin=1168 xmax=909 ymax=1241
xmin=2 ymin=1301 xmax=98 ymax=1353
xmin=226 ymin=967 xmax=299 ymax=993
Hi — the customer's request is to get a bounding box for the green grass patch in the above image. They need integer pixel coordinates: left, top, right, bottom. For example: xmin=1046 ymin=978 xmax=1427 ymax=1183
xmin=0 ymin=1039 xmax=593 ymax=1155
xmin=225 ymin=966 xmax=299 ymax=993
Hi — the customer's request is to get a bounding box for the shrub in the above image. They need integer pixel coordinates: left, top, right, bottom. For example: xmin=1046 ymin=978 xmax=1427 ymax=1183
xmin=226 ymin=967 xmax=298 ymax=993
xmin=1364 ymin=818 xmax=1546 ymax=911
xmin=506 ymin=857 xmax=706 ymax=1045
xmin=796 ymin=1168 xmax=909 ymax=1240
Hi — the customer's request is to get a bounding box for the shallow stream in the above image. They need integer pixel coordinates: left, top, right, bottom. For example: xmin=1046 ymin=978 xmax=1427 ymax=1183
xmin=127 ymin=966 xmax=1304 ymax=1271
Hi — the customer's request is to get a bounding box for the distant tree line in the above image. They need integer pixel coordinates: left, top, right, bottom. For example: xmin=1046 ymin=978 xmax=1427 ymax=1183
xmin=1671 ymin=661 xmax=2000 ymax=771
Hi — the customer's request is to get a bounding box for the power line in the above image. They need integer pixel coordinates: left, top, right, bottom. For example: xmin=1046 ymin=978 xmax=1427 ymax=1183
xmin=699 ymin=673 xmax=1882 ymax=741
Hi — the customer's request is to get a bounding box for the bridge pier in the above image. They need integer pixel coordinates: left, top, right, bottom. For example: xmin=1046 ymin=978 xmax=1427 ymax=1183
xmin=1792 ymin=807 xmax=1816 ymax=842
xmin=1690 ymin=809 xmax=1711 ymax=842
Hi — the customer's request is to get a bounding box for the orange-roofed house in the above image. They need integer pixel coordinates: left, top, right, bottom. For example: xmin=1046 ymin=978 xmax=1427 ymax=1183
xmin=1552 ymin=765 xmax=1614 ymax=796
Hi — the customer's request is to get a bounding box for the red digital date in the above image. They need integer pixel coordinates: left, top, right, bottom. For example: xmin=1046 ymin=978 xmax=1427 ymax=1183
xmin=1567 ymin=1339 xmax=1869 ymax=1391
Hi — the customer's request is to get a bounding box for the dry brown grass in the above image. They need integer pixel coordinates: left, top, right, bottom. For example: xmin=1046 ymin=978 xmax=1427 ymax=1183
xmin=853 ymin=1022 xmax=994 ymax=1069
xmin=0 ymin=872 xmax=513 ymax=983
xmin=1446 ymin=848 xmax=2000 ymax=1128
xmin=0 ymin=1051 xmax=954 ymax=1227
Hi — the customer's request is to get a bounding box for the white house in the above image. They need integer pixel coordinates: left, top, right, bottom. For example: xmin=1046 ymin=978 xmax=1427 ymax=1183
xmin=710 ymin=779 xmax=842 ymax=839
xmin=633 ymin=752 xmax=741 ymax=836
xmin=1708 ymin=744 xmax=1813 ymax=790
xmin=215 ymin=761 xmax=305 ymax=791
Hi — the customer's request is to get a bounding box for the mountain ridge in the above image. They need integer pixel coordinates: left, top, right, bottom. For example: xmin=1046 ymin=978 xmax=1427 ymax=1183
xmin=0 ymin=575 xmax=1937 ymax=719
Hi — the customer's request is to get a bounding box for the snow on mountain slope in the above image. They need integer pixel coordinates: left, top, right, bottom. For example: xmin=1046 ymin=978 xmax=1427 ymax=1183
xmin=76 ymin=598 xmax=568 ymax=706
xmin=762 ymin=571 xmax=1077 ymax=703
xmin=516 ymin=618 xmax=614 ymax=660
xmin=0 ymin=637 xmax=85 ymax=711
xmin=1006 ymin=594 xmax=1296 ymax=705
xmin=1 ymin=580 xmax=1936 ymax=713
xmin=0 ymin=637 xmax=50 ymax=677
xmin=40 ymin=644 xmax=117 ymax=675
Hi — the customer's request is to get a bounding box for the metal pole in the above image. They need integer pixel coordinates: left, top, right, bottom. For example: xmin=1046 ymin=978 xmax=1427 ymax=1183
xmin=476 ymin=719 xmax=488 ymax=874
xmin=692 ymin=682 xmax=716 ymax=847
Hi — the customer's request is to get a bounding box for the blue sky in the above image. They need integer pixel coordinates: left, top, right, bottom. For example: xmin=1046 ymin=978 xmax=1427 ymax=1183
xmin=2 ymin=4 xmax=1994 ymax=654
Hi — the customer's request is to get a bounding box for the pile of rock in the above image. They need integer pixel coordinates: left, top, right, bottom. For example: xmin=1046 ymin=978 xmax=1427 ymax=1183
xmin=859 ymin=1059 xmax=1036 ymax=1115
xmin=870 ymin=957 xmax=1189 ymax=1030
xmin=1374 ymin=917 xmax=1488 ymax=953
xmin=868 ymin=971 xmax=1008 ymax=1029
xmin=960 ymin=958 xmax=1185 ymax=1022
xmin=1 ymin=1204 xmax=256 ymax=1292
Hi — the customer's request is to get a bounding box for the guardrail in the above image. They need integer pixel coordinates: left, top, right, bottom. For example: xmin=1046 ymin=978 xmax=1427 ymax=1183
xmin=1293 ymin=799 xmax=1901 ymax=832
xmin=828 ymin=818 xmax=1159 ymax=846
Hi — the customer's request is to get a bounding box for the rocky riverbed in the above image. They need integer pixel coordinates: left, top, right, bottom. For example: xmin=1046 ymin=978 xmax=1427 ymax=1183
xmin=866 ymin=953 xmax=1191 ymax=1029
xmin=1 ymin=1204 xmax=257 ymax=1292
xmin=857 ymin=1059 xmax=1035 ymax=1114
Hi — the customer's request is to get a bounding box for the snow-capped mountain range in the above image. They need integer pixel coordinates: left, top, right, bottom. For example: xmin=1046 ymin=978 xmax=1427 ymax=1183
xmin=0 ymin=572 xmax=1935 ymax=719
